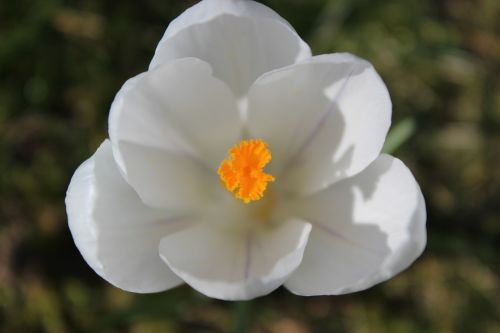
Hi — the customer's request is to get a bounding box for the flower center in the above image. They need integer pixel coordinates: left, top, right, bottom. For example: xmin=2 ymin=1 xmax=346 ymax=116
xmin=218 ymin=139 xmax=275 ymax=204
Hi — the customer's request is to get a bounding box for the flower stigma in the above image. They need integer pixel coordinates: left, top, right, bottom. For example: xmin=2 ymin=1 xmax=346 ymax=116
xmin=218 ymin=139 xmax=275 ymax=204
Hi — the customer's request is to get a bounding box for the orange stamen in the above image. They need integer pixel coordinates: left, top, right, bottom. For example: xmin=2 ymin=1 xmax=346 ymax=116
xmin=218 ymin=139 xmax=275 ymax=203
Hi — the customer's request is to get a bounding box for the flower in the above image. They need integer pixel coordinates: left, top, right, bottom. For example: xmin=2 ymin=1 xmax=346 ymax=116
xmin=66 ymin=0 xmax=426 ymax=300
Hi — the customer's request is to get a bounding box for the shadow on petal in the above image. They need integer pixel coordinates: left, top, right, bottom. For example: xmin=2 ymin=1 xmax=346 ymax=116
xmin=286 ymin=155 xmax=425 ymax=295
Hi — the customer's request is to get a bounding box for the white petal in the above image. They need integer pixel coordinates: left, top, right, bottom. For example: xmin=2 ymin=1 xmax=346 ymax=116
xmin=247 ymin=53 xmax=391 ymax=195
xmin=66 ymin=140 xmax=184 ymax=293
xmin=284 ymin=155 xmax=426 ymax=296
xmin=115 ymin=141 xmax=221 ymax=211
xmin=109 ymin=58 xmax=239 ymax=209
xmin=150 ymin=0 xmax=311 ymax=97
xmin=159 ymin=219 xmax=311 ymax=300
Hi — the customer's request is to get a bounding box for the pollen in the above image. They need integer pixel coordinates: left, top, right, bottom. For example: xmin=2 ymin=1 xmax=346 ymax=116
xmin=218 ymin=139 xmax=275 ymax=204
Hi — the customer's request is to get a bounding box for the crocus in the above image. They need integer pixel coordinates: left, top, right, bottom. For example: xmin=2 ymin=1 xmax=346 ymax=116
xmin=66 ymin=0 xmax=426 ymax=300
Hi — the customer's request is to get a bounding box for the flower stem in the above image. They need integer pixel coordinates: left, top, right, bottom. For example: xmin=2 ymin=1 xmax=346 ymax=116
xmin=233 ymin=301 xmax=251 ymax=333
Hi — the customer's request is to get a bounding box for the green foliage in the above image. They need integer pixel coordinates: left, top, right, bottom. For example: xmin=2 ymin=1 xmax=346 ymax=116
xmin=1 ymin=0 xmax=500 ymax=332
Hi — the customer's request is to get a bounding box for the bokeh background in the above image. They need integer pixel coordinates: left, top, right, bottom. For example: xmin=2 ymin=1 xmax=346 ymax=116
xmin=1 ymin=0 xmax=499 ymax=332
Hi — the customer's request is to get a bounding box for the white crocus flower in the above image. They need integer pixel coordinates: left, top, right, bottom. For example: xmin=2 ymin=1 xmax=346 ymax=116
xmin=66 ymin=0 xmax=426 ymax=300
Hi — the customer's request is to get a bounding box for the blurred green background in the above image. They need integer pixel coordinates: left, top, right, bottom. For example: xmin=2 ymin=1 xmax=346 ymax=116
xmin=1 ymin=0 xmax=499 ymax=332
